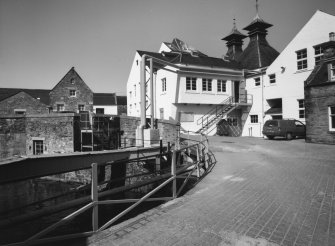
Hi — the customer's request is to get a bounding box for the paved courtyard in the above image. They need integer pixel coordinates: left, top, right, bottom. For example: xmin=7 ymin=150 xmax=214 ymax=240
xmin=80 ymin=136 xmax=335 ymax=246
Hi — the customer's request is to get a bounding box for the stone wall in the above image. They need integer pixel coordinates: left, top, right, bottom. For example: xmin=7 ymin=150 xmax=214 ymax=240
xmin=305 ymin=85 xmax=335 ymax=144
xmin=157 ymin=118 xmax=179 ymax=144
xmin=0 ymin=91 xmax=48 ymax=115
xmin=49 ymin=68 xmax=93 ymax=112
xmin=0 ymin=116 xmax=26 ymax=159
xmin=25 ymin=113 xmax=78 ymax=155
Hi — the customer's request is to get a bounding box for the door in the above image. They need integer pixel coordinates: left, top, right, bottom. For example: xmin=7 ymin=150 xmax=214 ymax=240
xmin=234 ymin=81 xmax=240 ymax=103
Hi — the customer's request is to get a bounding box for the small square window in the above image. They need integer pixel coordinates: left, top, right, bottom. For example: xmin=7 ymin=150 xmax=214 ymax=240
xmin=96 ymin=108 xmax=104 ymax=114
xmin=57 ymin=104 xmax=64 ymax=112
xmin=254 ymin=77 xmax=261 ymax=86
xmin=250 ymin=115 xmax=258 ymax=123
xmin=269 ymin=74 xmax=276 ymax=84
xmin=78 ymin=104 xmax=85 ymax=112
xmin=70 ymin=90 xmax=76 ymax=97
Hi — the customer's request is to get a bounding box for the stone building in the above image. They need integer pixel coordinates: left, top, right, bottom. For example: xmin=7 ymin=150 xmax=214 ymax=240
xmin=304 ymin=33 xmax=335 ymax=144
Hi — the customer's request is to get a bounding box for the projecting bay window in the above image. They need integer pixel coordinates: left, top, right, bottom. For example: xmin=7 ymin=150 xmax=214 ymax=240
xmin=217 ymin=80 xmax=226 ymax=93
xmin=186 ymin=77 xmax=197 ymax=91
xmin=202 ymin=78 xmax=212 ymax=92
xmin=314 ymin=46 xmax=324 ymax=66
xmin=298 ymin=99 xmax=305 ymax=119
xmin=296 ymin=49 xmax=307 ymax=70
xmin=329 ymin=106 xmax=335 ymax=131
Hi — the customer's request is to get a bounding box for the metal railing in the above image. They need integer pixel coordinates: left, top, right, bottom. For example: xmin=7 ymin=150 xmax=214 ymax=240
xmin=2 ymin=135 xmax=214 ymax=246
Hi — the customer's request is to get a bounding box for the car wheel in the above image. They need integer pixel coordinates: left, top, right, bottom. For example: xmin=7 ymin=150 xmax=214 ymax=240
xmin=267 ymin=135 xmax=274 ymax=140
xmin=286 ymin=132 xmax=293 ymax=140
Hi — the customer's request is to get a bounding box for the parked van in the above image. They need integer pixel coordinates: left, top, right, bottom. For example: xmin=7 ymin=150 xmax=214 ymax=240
xmin=262 ymin=119 xmax=305 ymax=140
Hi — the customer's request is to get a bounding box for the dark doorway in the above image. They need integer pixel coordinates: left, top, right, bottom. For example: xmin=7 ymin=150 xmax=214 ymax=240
xmin=234 ymin=81 xmax=240 ymax=103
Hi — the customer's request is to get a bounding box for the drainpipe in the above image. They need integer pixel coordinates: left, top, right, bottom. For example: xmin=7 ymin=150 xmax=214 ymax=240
xmin=150 ymin=58 xmax=154 ymax=129
xmin=138 ymin=55 xmax=147 ymax=147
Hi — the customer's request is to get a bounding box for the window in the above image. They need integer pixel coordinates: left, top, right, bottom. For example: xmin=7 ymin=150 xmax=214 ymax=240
xmin=70 ymin=78 xmax=76 ymax=84
xmin=160 ymin=108 xmax=164 ymax=119
xmin=250 ymin=115 xmax=258 ymax=123
xmin=57 ymin=104 xmax=64 ymax=112
xmin=296 ymin=49 xmax=307 ymax=70
xmin=330 ymin=62 xmax=335 ymax=81
xmin=217 ymin=80 xmax=226 ymax=92
xmin=69 ymin=90 xmax=76 ymax=97
xmin=179 ymin=112 xmax=194 ymax=122
xmin=227 ymin=117 xmax=238 ymax=126
xmin=14 ymin=109 xmax=26 ymax=115
xmin=78 ymin=104 xmax=85 ymax=112
xmin=96 ymin=108 xmax=104 ymax=114
xmin=254 ymin=77 xmax=260 ymax=86
xmin=186 ymin=77 xmax=197 ymax=91
xmin=134 ymin=85 xmax=136 ymax=97
xmin=298 ymin=99 xmax=305 ymax=119
xmin=33 ymin=140 xmax=44 ymax=155
xmin=329 ymin=106 xmax=335 ymax=131
xmin=202 ymin=78 xmax=212 ymax=92
xmin=269 ymin=74 xmax=276 ymax=84
xmin=162 ymin=78 xmax=167 ymax=92
xmin=129 ymin=91 xmax=132 ymax=99
xmin=314 ymin=46 xmax=324 ymax=66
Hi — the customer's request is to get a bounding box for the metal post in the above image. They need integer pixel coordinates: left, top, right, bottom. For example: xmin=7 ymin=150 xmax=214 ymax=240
xmin=150 ymin=58 xmax=155 ymax=129
xmin=196 ymin=145 xmax=200 ymax=178
xmin=171 ymin=150 xmax=177 ymax=199
xmin=91 ymin=163 xmax=98 ymax=232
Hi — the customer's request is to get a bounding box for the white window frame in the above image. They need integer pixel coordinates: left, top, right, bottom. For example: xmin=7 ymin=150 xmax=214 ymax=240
xmin=162 ymin=78 xmax=167 ymax=92
xmin=69 ymin=89 xmax=76 ymax=97
xmin=78 ymin=104 xmax=85 ymax=112
xmin=250 ymin=115 xmax=258 ymax=123
xmin=268 ymin=74 xmax=276 ymax=84
xmin=298 ymin=99 xmax=305 ymax=119
xmin=202 ymin=78 xmax=212 ymax=92
xmin=296 ymin=49 xmax=307 ymax=70
xmin=217 ymin=80 xmax=226 ymax=93
xmin=57 ymin=104 xmax=64 ymax=112
xmin=314 ymin=46 xmax=324 ymax=66
xmin=14 ymin=109 xmax=26 ymax=115
xmin=329 ymin=106 xmax=335 ymax=131
xmin=254 ymin=77 xmax=260 ymax=86
xmin=186 ymin=77 xmax=197 ymax=91
xmin=330 ymin=62 xmax=335 ymax=81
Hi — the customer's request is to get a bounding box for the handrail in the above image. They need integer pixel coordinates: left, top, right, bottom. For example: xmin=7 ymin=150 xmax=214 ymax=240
xmin=2 ymin=134 xmax=215 ymax=246
xmin=196 ymin=96 xmax=234 ymax=125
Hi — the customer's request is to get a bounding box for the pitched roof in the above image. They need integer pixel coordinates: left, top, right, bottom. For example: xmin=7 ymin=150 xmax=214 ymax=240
xmin=0 ymin=88 xmax=50 ymax=105
xmin=117 ymin=96 xmax=127 ymax=105
xmin=137 ymin=50 xmax=241 ymax=70
xmin=93 ymin=93 xmax=117 ymax=106
xmin=237 ymin=39 xmax=279 ymax=70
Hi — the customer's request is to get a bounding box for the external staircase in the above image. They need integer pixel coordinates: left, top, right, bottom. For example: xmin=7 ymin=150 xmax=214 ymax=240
xmin=196 ymin=96 xmax=237 ymax=134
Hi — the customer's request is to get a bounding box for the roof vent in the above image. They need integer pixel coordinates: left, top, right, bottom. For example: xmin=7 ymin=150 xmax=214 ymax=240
xmin=330 ymin=32 xmax=335 ymax=41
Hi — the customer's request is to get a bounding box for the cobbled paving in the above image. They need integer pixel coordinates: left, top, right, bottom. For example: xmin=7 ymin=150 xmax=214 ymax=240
xmin=81 ymin=137 xmax=335 ymax=246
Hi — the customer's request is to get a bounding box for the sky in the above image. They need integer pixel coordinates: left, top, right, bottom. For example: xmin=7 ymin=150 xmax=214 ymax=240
xmin=0 ymin=0 xmax=335 ymax=95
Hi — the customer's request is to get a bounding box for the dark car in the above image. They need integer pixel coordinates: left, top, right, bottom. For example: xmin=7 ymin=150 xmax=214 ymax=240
xmin=262 ymin=119 xmax=306 ymax=140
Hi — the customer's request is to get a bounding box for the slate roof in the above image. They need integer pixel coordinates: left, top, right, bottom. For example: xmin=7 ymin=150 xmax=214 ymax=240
xmin=0 ymin=88 xmax=50 ymax=105
xmin=237 ymin=15 xmax=279 ymax=70
xmin=137 ymin=50 xmax=241 ymax=70
xmin=93 ymin=93 xmax=117 ymax=106
xmin=117 ymin=96 xmax=127 ymax=105
xmin=305 ymin=40 xmax=335 ymax=87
